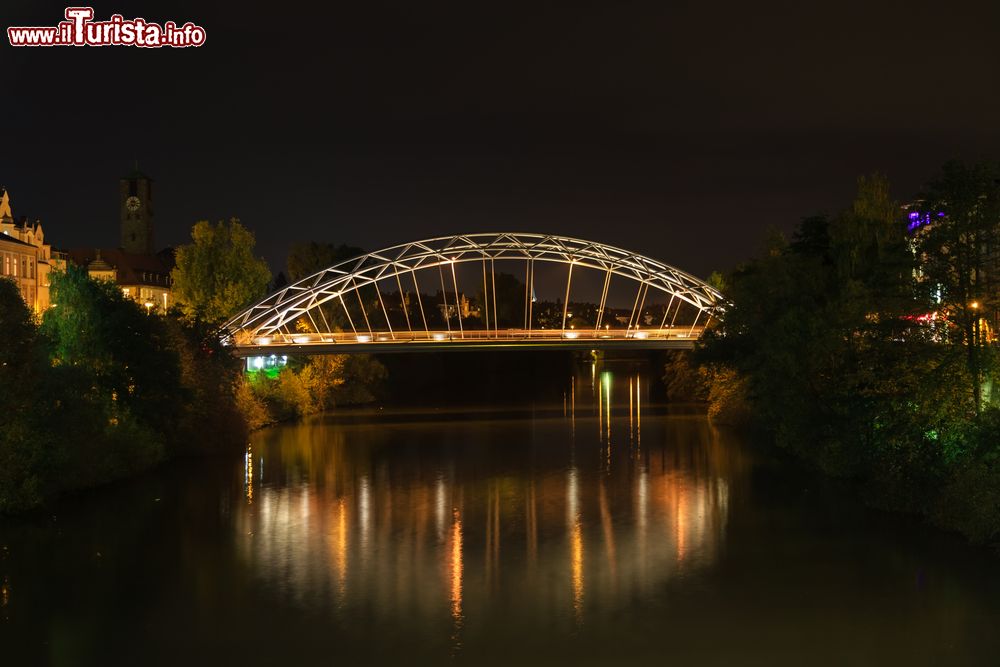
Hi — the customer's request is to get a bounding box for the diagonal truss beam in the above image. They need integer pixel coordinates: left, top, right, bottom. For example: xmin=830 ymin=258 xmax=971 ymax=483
xmin=222 ymin=232 xmax=727 ymax=344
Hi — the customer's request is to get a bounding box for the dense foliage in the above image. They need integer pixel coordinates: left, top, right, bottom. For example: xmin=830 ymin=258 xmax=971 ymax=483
xmin=0 ymin=268 xmax=247 ymax=512
xmin=1 ymin=222 xmax=390 ymax=513
xmin=698 ymin=166 xmax=1000 ymax=545
xmin=171 ymin=218 xmax=272 ymax=323
xmin=235 ymin=237 xmax=390 ymax=426
xmin=239 ymin=354 xmax=387 ymax=427
xmin=286 ymin=241 xmax=365 ymax=282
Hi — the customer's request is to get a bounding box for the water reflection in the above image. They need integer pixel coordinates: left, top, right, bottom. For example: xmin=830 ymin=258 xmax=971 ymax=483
xmin=5 ymin=366 xmax=1000 ymax=665
xmin=449 ymin=507 xmax=463 ymax=653
xmin=235 ymin=369 xmax=744 ymax=635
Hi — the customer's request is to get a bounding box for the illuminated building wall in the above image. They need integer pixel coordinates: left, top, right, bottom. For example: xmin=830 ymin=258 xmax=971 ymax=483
xmin=0 ymin=188 xmax=66 ymax=313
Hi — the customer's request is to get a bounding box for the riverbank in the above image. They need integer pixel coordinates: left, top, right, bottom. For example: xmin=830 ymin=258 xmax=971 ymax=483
xmin=680 ymin=171 xmax=1000 ymax=552
xmin=0 ymin=270 xmax=249 ymax=514
xmin=664 ymin=344 xmax=1000 ymax=551
xmin=236 ymin=354 xmax=387 ymax=431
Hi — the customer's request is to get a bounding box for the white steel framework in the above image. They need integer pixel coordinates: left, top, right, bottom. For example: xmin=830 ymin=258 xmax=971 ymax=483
xmin=223 ymin=233 xmax=725 ymax=352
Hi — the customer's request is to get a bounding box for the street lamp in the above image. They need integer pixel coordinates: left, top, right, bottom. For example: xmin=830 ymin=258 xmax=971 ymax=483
xmin=144 ymin=301 xmax=154 ymax=315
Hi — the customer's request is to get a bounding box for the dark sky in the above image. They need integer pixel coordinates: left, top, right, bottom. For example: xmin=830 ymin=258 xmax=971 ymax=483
xmin=5 ymin=0 xmax=1000 ymax=278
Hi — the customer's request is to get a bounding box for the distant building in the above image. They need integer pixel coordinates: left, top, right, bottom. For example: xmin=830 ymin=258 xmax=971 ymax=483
xmin=66 ymin=246 xmax=174 ymax=312
xmin=436 ymin=291 xmax=472 ymax=320
xmin=68 ymin=168 xmax=174 ymax=312
xmin=0 ymin=187 xmax=66 ymax=312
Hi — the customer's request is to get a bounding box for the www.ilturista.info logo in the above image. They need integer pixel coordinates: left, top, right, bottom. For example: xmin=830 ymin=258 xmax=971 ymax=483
xmin=7 ymin=7 xmax=206 ymax=48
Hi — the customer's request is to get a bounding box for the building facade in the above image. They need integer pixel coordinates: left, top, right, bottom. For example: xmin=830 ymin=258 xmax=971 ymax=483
xmin=0 ymin=188 xmax=66 ymax=312
xmin=67 ymin=246 xmax=174 ymax=312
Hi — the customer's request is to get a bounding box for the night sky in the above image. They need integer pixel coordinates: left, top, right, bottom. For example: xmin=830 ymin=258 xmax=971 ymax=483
xmin=5 ymin=0 xmax=1000 ymax=278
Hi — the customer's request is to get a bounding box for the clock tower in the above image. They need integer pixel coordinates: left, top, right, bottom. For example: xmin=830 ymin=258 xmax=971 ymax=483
xmin=120 ymin=168 xmax=154 ymax=254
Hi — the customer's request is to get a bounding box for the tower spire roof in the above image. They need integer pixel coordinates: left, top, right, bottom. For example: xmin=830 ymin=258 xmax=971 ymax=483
xmin=122 ymin=162 xmax=152 ymax=181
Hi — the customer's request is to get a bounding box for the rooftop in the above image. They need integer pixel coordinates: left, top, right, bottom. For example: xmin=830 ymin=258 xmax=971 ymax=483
xmin=0 ymin=231 xmax=36 ymax=249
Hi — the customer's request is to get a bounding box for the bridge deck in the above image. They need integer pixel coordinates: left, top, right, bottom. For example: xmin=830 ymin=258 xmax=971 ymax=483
xmin=230 ymin=328 xmax=701 ymax=356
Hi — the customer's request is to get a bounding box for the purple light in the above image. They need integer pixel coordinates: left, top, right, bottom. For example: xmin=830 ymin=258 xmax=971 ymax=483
xmin=907 ymin=210 xmax=943 ymax=232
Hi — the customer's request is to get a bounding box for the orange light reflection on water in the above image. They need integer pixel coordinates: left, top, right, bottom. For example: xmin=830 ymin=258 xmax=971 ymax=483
xmin=450 ymin=508 xmax=464 ymax=651
xmin=236 ymin=393 xmax=741 ymax=645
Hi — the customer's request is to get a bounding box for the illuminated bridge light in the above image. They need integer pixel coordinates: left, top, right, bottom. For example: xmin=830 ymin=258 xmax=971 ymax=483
xmin=222 ymin=233 xmax=726 ymax=354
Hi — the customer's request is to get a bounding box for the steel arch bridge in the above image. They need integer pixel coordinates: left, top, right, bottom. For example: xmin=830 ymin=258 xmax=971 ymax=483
xmin=223 ymin=233 xmax=725 ymax=356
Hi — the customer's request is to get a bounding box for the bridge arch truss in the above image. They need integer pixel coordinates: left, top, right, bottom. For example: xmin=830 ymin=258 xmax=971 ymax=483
xmin=223 ymin=233 xmax=725 ymax=353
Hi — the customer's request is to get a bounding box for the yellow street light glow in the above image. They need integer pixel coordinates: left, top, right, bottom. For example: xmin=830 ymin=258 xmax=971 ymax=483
xmin=970 ymin=301 xmax=980 ymax=310
xmin=356 ymin=334 xmax=372 ymax=342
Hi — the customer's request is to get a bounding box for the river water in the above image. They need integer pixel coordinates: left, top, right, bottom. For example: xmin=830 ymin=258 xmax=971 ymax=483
xmin=2 ymin=363 xmax=1000 ymax=665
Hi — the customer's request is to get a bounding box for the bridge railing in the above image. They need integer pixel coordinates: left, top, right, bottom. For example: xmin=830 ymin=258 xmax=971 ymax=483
xmin=241 ymin=327 xmax=706 ymax=348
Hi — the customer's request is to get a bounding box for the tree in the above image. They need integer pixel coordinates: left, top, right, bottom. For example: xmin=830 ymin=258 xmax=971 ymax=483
xmin=171 ymin=218 xmax=272 ymax=323
xmin=285 ymin=241 xmax=367 ymax=332
xmin=474 ymin=272 xmax=525 ymax=328
xmin=287 ymin=241 xmax=365 ymax=282
xmin=41 ymin=268 xmax=184 ymax=475
xmin=0 ymin=278 xmax=50 ymax=510
xmin=700 ymin=174 xmax=945 ymax=477
xmin=2 ymin=268 xmax=255 ymax=513
xmin=162 ymin=315 xmax=248 ymax=453
xmin=915 ymin=161 xmax=1000 ymax=414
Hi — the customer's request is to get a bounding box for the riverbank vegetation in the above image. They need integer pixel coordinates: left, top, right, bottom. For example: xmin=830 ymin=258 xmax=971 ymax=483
xmin=237 ymin=355 xmax=386 ymax=429
xmin=694 ymin=163 xmax=1000 ymax=547
xmin=174 ymin=221 xmax=386 ymax=430
xmin=0 ymin=220 xmax=386 ymax=513
xmin=0 ymin=268 xmax=246 ymax=512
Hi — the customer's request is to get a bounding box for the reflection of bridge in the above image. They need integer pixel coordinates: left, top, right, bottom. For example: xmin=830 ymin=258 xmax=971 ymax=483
xmin=223 ymin=233 xmax=724 ymax=356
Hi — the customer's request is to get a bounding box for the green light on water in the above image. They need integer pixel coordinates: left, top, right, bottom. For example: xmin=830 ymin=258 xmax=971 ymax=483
xmin=601 ymin=371 xmax=612 ymax=409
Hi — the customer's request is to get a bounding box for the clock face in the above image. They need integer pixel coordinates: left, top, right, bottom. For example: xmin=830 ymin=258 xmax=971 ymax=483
xmin=126 ymin=196 xmax=141 ymax=212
